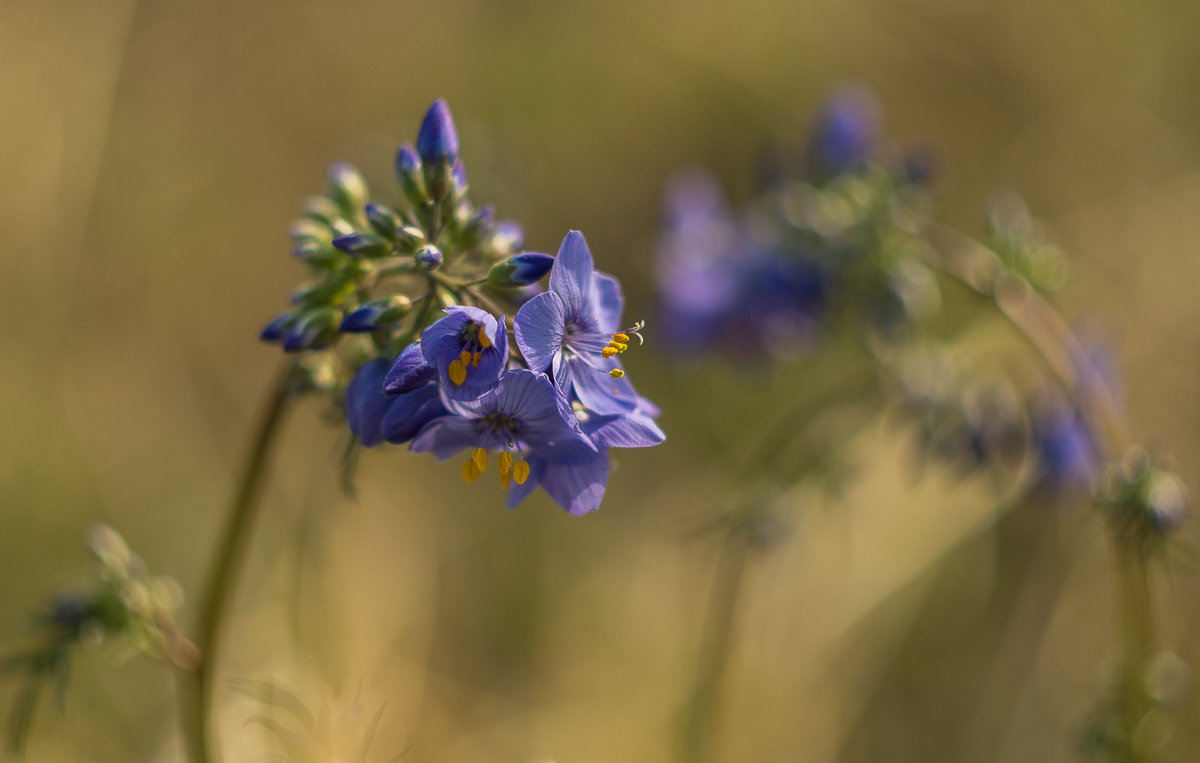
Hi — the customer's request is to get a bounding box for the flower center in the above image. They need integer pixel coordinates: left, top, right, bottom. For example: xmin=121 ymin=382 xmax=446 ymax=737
xmin=448 ymin=321 xmax=494 ymax=386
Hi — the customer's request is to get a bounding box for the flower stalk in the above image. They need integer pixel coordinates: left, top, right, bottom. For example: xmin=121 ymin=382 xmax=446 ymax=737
xmin=181 ymin=358 xmax=299 ymax=763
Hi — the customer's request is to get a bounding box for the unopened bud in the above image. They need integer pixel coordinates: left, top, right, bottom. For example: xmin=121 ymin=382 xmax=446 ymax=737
xmin=332 ymin=231 xmax=391 ymax=258
xmin=328 ymin=162 xmax=369 ymax=218
xmin=364 ymin=203 xmax=399 ymax=241
xmin=339 ymin=296 xmax=413 ymax=332
xmin=487 ymin=252 xmax=555 ymax=288
xmin=415 ymin=244 xmax=443 ymax=270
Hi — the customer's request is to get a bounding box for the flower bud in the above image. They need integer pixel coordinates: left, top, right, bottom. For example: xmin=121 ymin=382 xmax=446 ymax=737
xmin=415 ymin=244 xmax=443 ymax=270
xmin=283 ymin=308 xmax=341 ymax=352
xmin=288 ymin=218 xmax=330 ymax=242
xmin=260 ymin=312 xmax=295 ymax=342
xmin=328 ymin=162 xmax=369 ymax=218
xmin=395 ymin=144 xmax=428 ymax=207
xmin=302 ymin=195 xmax=343 ymax=225
xmin=292 ymin=238 xmax=340 ymax=266
xmin=417 ymin=100 xmax=459 ymax=202
xmin=485 ymin=220 xmax=525 ymax=257
xmin=332 ymin=231 xmax=391 ymax=258
xmin=394 ymin=225 xmax=426 ymax=253
xmin=364 ymin=203 xmax=399 ymax=242
xmin=339 ymin=295 xmax=413 ymax=332
xmin=487 ymin=252 xmax=555 ymax=287
xmin=416 ymin=100 xmax=459 ymax=165
xmin=451 ymin=160 xmax=469 ymax=199
xmin=459 ymin=204 xmax=494 ymax=250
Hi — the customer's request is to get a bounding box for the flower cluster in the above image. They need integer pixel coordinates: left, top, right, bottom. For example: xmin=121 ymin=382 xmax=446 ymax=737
xmin=262 ymin=101 xmax=663 ymax=514
xmin=1 ymin=525 xmax=194 ymax=753
xmin=656 ymin=86 xmax=940 ymax=358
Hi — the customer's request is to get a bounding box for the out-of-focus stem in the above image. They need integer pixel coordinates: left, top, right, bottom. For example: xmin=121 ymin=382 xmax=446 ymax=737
xmin=181 ymin=359 xmax=298 ymax=763
xmin=678 ymin=526 xmax=753 ymax=763
xmin=930 ymin=226 xmax=1159 ymax=762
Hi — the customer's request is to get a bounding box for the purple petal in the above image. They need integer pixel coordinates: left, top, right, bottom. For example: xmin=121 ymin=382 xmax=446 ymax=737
xmin=381 ymin=383 xmax=447 ymax=444
xmin=384 ymin=341 xmax=436 ymax=395
xmin=571 ymin=363 xmax=638 ymax=415
xmin=549 ymin=231 xmax=597 ymax=323
xmin=592 ymin=272 xmax=625 ymax=334
xmin=410 ymin=416 xmax=485 ymax=459
xmin=506 ymin=457 xmax=547 ymax=509
xmin=583 ymin=411 xmax=665 ymax=448
xmin=345 ymin=359 xmax=393 ymax=447
xmin=538 ymin=451 xmax=610 ymax=515
xmin=514 ymin=292 xmax=566 ymax=373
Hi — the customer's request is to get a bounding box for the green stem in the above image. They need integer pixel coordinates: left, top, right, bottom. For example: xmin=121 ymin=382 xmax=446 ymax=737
xmin=928 ymin=226 xmax=1160 ymax=760
xmin=180 ymin=358 xmax=298 ymax=763
xmin=1115 ymin=538 xmax=1155 ymax=761
xmin=678 ymin=525 xmax=753 ymax=763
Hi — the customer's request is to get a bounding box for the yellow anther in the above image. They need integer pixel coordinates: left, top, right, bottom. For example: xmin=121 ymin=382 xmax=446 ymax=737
xmin=472 ymin=447 xmax=488 ymax=472
xmin=612 ymin=332 xmax=629 ymax=343
xmin=513 ymin=461 xmax=530 ymax=485
xmin=448 ymin=358 xmax=467 ymax=386
xmin=471 ymin=351 xmax=482 ymax=366
xmin=499 ymin=451 xmax=514 ymax=474
xmin=461 ymin=459 xmax=480 ymax=483
xmin=610 ymin=368 xmax=625 ymax=379
xmin=478 ymin=324 xmax=493 ymax=349
xmin=459 ymin=349 xmax=472 ymax=363
xmin=601 ymin=347 xmax=618 ymax=359
xmin=500 ymin=471 xmax=512 ymax=489
xmin=612 ymin=342 xmax=628 ymax=353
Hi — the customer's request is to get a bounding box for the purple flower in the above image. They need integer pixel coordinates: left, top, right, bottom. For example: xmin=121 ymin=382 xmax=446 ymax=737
xmin=655 ymin=169 xmax=745 ymax=352
xmin=346 ymin=358 xmax=446 ymax=447
xmin=421 ymin=305 xmax=508 ymax=401
xmin=410 ymin=369 xmax=599 ymax=504
xmin=514 ymin=231 xmax=639 ymax=415
xmin=1031 ymin=399 xmax=1098 ymax=493
xmin=807 ymin=86 xmax=881 ymax=178
xmin=505 ymin=402 xmax=665 ymax=515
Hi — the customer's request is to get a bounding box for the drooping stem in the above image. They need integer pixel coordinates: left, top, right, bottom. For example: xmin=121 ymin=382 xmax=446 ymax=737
xmin=180 ymin=358 xmax=298 ymax=763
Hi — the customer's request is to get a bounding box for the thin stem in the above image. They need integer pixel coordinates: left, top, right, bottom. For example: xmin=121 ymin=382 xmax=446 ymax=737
xmin=678 ymin=525 xmax=754 ymax=763
xmin=1115 ymin=537 xmax=1155 ymax=761
xmin=929 ymin=225 xmax=1160 ymax=761
xmin=180 ymin=358 xmax=298 ymax=763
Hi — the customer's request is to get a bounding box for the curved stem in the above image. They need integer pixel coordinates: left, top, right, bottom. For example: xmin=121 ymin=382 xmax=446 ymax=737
xmin=929 ymin=225 xmax=1159 ymax=761
xmin=180 ymin=358 xmax=298 ymax=763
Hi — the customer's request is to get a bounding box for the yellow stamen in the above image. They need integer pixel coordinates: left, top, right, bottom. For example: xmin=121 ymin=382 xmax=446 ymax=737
xmin=459 ymin=349 xmax=472 ymax=363
xmin=461 ymin=459 xmax=480 ymax=483
xmin=448 ymin=358 xmax=467 ymax=386
xmin=601 ymin=347 xmax=618 ymax=359
xmin=499 ymin=451 xmax=513 ymax=474
xmin=612 ymin=332 xmax=629 ymax=343
xmin=471 ymin=351 xmax=482 ymax=366
xmin=610 ymin=368 xmax=625 ymax=379
xmin=513 ymin=461 xmax=530 ymax=485
xmin=478 ymin=324 xmax=493 ymax=349
xmin=472 ymin=447 xmax=488 ymax=472
xmin=612 ymin=341 xmax=628 ymax=353
xmin=500 ymin=471 xmax=512 ymax=489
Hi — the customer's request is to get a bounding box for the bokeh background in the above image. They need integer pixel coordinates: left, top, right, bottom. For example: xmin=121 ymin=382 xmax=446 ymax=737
xmin=3 ymin=0 xmax=1200 ymax=760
